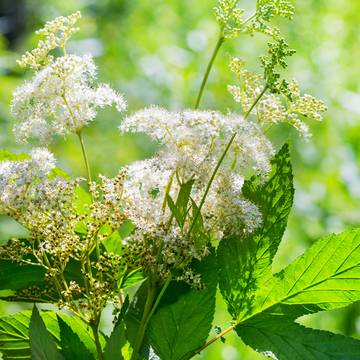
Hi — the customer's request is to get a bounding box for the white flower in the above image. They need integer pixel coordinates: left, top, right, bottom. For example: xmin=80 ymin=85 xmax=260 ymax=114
xmin=0 ymin=148 xmax=56 ymax=211
xmin=120 ymin=108 xmax=273 ymax=240
xmin=12 ymin=54 xmax=126 ymax=143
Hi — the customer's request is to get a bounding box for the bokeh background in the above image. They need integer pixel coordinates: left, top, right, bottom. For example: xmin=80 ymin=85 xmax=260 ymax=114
xmin=0 ymin=0 xmax=359 ymax=359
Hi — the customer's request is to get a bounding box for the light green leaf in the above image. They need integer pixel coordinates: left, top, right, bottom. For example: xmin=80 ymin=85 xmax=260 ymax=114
xmin=103 ymin=296 xmax=129 ymax=360
xmin=149 ymin=251 xmax=217 ymax=360
xmin=167 ymin=179 xmax=194 ymax=229
xmin=120 ymin=268 xmax=145 ymax=290
xmin=237 ymin=315 xmax=360 ymax=360
xmin=218 ymin=144 xmax=294 ymax=319
xmin=0 ymin=310 xmax=103 ymax=359
xmin=246 ymin=228 xmax=360 ymax=321
xmin=29 ymin=306 xmax=62 ymax=360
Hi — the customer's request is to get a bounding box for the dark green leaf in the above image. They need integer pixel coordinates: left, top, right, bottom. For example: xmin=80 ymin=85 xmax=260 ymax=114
xmin=29 ymin=306 xmax=62 ymax=360
xmin=149 ymin=251 xmax=217 ymax=360
xmin=57 ymin=316 xmax=95 ymax=360
xmin=218 ymin=144 xmax=294 ymax=319
xmin=0 ymin=259 xmax=45 ymax=292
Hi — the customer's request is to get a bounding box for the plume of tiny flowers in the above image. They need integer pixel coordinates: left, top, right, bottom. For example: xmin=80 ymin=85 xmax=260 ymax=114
xmin=12 ymin=12 xmax=126 ymax=144
xmin=119 ymin=108 xmax=273 ymax=282
xmin=0 ymin=148 xmax=55 ymax=213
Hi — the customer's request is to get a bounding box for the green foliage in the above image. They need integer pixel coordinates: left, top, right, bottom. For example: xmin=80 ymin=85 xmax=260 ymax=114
xmin=237 ymin=316 xmax=360 ymax=360
xmin=218 ymin=144 xmax=294 ymax=319
xmin=248 ymin=229 xmax=360 ymax=320
xmin=0 ymin=310 xmax=102 ymax=359
xmin=0 ymin=150 xmax=29 ymax=162
xmin=166 ymin=179 xmax=194 ymax=229
xmin=57 ymin=316 xmax=95 ymax=360
xmin=218 ymin=145 xmax=360 ymax=359
xmin=0 ymin=259 xmax=45 ymax=293
xmin=103 ymin=296 xmax=129 ymax=360
xmin=148 ymin=251 xmax=217 ymax=360
xmin=29 ymin=306 xmax=62 ymax=360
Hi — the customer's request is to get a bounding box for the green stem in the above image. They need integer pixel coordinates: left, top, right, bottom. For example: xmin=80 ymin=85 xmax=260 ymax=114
xmin=244 ymin=85 xmax=268 ymax=120
xmin=131 ymin=284 xmax=158 ymax=360
xmin=77 ymin=131 xmax=92 ymax=184
xmin=131 ymin=276 xmax=172 ymax=360
xmin=91 ymin=319 xmax=104 ymax=360
xmin=194 ymin=36 xmax=224 ymax=109
xmin=192 ymin=325 xmax=234 ymax=356
xmin=188 ymin=132 xmax=237 ymax=236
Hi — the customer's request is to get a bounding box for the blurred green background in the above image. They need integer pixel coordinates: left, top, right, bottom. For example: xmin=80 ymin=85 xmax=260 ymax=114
xmin=0 ymin=0 xmax=359 ymax=358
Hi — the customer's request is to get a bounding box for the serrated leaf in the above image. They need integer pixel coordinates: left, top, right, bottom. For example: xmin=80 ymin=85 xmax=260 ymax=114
xmin=0 ymin=259 xmax=45 ymax=292
xmin=0 ymin=310 xmax=103 ymax=359
xmin=57 ymin=316 xmax=95 ymax=360
xmin=246 ymin=228 xmax=360 ymax=321
xmin=103 ymin=297 xmax=129 ymax=360
xmin=29 ymin=306 xmax=62 ymax=360
xmin=148 ymin=250 xmax=217 ymax=360
xmin=237 ymin=315 xmax=360 ymax=360
xmin=218 ymin=144 xmax=294 ymax=319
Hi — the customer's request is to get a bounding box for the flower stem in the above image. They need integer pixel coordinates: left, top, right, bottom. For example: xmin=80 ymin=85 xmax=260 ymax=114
xmin=244 ymin=84 xmax=268 ymax=120
xmin=193 ymin=325 xmax=234 ymax=356
xmin=131 ymin=284 xmax=158 ymax=360
xmin=77 ymin=131 xmax=92 ymax=184
xmin=194 ymin=36 xmax=224 ymax=109
xmin=91 ymin=318 xmax=104 ymax=360
xmin=188 ymin=132 xmax=237 ymax=236
xmin=131 ymin=277 xmax=172 ymax=360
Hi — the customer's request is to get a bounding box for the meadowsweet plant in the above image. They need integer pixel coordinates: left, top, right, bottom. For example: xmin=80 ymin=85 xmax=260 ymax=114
xmin=0 ymin=3 xmax=359 ymax=360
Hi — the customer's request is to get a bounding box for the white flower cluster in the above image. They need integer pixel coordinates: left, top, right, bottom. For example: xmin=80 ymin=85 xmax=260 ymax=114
xmin=0 ymin=148 xmax=55 ymax=212
xmin=12 ymin=13 xmax=126 ymax=144
xmin=120 ymin=108 xmax=274 ymax=240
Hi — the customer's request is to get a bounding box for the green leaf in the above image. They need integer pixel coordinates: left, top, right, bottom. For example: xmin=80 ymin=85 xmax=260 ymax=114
xmin=120 ymin=268 xmax=145 ymax=289
xmin=218 ymin=144 xmax=294 ymax=319
xmin=103 ymin=297 xmax=129 ymax=360
xmin=29 ymin=306 xmax=62 ymax=360
xmin=0 ymin=259 xmax=45 ymax=292
xmin=125 ymin=281 xmax=150 ymax=359
xmin=247 ymin=228 xmax=360 ymax=321
xmin=237 ymin=315 xmax=360 ymax=360
xmin=167 ymin=179 xmax=194 ymax=229
xmin=0 ymin=310 xmax=103 ymax=359
xmin=148 ymin=251 xmax=217 ymax=360
xmin=103 ymin=230 xmax=123 ymax=255
xmin=57 ymin=316 xmax=95 ymax=360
